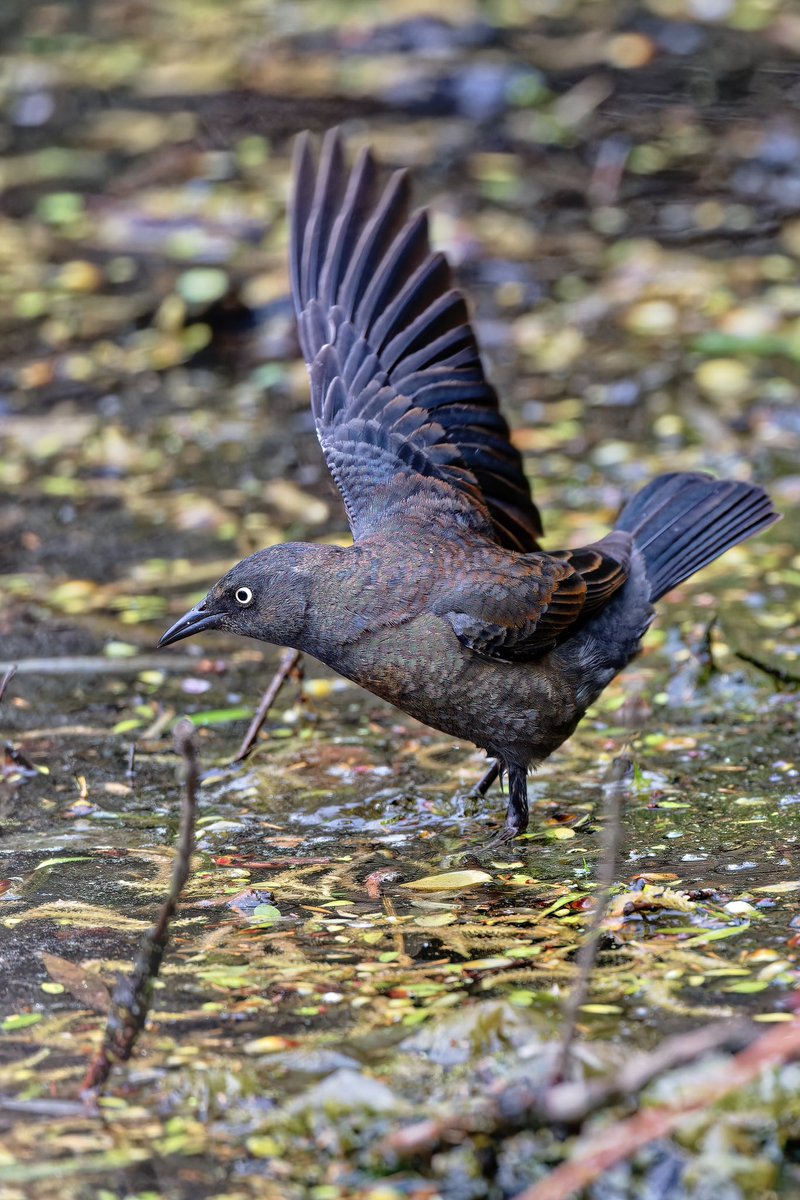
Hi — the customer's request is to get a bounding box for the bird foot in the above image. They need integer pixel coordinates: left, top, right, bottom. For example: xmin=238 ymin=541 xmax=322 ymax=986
xmin=480 ymin=821 xmax=524 ymax=852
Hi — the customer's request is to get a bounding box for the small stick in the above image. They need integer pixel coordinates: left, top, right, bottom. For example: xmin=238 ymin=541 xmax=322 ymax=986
xmin=731 ymin=645 xmax=800 ymax=688
xmin=0 ymin=664 xmax=17 ymax=704
xmin=126 ymin=742 xmax=136 ymax=779
xmin=0 ymin=1096 xmax=88 ymax=1118
xmin=513 ymin=1010 xmax=800 ymax=1200
xmin=233 ymin=648 xmax=302 ymax=763
xmin=82 ymin=720 xmax=199 ymax=1094
xmin=0 ymin=654 xmax=200 ymax=675
xmin=696 ymin=615 xmax=719 ymax=680
xmin=552 ymin=752 xmax=630 ymax=1082
xmin=3 ymin=742 xmax=38 ymax=772
xmin=382 ymin=1017 xmax=755 ymax=1162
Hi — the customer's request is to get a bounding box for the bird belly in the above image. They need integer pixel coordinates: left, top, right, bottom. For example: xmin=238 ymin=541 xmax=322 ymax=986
xmin=328 ymin=614 xmax=582 ymax=766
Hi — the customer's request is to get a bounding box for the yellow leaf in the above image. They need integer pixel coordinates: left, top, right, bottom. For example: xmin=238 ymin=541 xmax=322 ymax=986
xmin=400 ymin=870 xmax=492 ymax=892
xmin=244 ymin=1036 xmax=295 ymax=1054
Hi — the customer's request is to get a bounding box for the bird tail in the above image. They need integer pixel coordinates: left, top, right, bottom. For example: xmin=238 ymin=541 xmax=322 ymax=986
xmin=615 ymin=471 xmax=780 ymax=602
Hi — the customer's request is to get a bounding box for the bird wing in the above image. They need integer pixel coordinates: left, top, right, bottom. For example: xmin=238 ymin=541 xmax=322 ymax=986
xmin=440 ymin=532 xmax=632 ymax=661
xmin=290 ymin=129 xmax=542 ymax=550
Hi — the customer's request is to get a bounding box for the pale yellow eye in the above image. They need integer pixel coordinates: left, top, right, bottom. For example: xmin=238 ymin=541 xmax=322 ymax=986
xmin=235 ymin=586 xmax=253 ymax=606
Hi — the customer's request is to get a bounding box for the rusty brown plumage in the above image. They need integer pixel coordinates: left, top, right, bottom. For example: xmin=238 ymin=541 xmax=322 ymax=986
xmin=158 ymin=131 xmax=780 ymax=842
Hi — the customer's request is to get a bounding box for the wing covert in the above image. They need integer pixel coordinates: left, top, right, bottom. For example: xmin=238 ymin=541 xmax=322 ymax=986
xmin=440 ymin=532 xmax=633 ymax=662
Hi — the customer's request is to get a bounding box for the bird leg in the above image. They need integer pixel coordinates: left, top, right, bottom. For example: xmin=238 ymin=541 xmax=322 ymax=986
xmin=469 ymin=758 xmax=501 ymax=798
xmin=233 ymin=649 xmax=303 ymax=763
xmin=487 ymin=762 xmax=529 ymax=845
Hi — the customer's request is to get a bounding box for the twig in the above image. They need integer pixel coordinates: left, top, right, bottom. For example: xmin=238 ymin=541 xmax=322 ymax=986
xmin=553 ymin=752 xmax=630 ymax=1082
xmin=365 ymin=867 xmax=403 ymax=899
xmin=0 ymin=654 xmax=201 ymax=675
xmin=731 ymin=645 xmax=800 ymax=688
xmin=382 ymin=1017 xmax=755 ymax=1162
xmin=513 ymin=1011 xmax=800 ymax=1200
xmin=696 ymin=615 xmax=718 ymax=681
xmin=2 ymin=667 xmax=42 ymax=775
xmin=0 ymin=664 xmax=17 ymax=704
xmin=528 ymin=1018 xmax=754 ymax=1126
xmin=233 ymin=648 xmax=302 ymax=763
xmin=82 ymin=720 xmax=199 ymax=1094
xmin=3 ymin=742 xmax=39 ymax=772
xmin=0 ymin=1096 xmax=88 ymax=1117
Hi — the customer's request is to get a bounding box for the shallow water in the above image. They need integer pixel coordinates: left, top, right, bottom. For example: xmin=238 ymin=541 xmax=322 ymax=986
xmin=1 ymin=1 xmax=799 ymax=1196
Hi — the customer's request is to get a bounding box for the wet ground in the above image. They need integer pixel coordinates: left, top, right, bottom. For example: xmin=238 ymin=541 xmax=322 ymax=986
xmin=1 ymin=1 xmax=799 ymax=1197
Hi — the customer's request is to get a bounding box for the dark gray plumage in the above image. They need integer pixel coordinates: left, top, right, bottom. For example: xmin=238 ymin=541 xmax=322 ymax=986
xmin=159 ymin=130 xmax=780 ymax=841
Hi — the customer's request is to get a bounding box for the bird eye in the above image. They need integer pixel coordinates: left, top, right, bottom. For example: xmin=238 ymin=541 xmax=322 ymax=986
xmin=234 ymin=586 xmax=253 ymax=606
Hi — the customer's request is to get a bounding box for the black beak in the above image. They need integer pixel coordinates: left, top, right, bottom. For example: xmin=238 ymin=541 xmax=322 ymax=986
xmin=158 ymin=602 xmax=224 ymax=648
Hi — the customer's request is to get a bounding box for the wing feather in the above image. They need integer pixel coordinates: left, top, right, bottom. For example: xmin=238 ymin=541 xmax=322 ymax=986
xmin=440 ymin=531 xmax=633 ymax=662
xmin=290 ymin=129 xmax=542 ymax=549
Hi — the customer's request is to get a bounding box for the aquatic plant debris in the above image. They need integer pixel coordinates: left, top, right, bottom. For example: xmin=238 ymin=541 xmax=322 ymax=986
xmin=0 ymin=0 xmax=799 ymax=1196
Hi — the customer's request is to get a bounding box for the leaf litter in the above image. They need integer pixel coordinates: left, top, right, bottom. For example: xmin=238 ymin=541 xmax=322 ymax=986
xmin=1 ymin=0 xmax=800 ymax=1196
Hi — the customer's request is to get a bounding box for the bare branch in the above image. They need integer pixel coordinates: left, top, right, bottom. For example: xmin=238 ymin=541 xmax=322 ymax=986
xmin=513 ymin=1012 xmax=800 ymax=1200
xmin=553 ymin=752 xmax=631 ymax=1081
xmin=382 ymin=1017 xmax=756 ymax=1162
xmin=82 ymin=719 xmax=199 ymax=1094
xmin=233 ymin=648 xmax=302 ymax=763
xmin=0 ymin=664 xmax=18 ymax=704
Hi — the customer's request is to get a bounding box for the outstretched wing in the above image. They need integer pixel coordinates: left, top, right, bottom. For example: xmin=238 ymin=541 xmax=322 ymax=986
xmin=290 ymin=129 xmax=542 ymax=551
xmin=440 ymin=531 xmax=632 ymax=662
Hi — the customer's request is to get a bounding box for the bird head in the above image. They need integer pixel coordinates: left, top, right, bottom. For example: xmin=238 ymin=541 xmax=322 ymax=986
xmin=157 ymin=544 xmax=316 ymax=650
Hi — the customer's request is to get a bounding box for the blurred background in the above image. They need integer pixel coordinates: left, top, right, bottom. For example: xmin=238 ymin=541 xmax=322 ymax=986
xmin=2 ymin=6 xmax=800 ymax=1198
xmin=2 ymin=0 xmax=799 ymax=613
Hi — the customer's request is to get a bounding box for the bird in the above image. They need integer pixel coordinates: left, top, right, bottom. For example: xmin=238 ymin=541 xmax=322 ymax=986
xmin=158 ymin=129 xmax=780 ymax=843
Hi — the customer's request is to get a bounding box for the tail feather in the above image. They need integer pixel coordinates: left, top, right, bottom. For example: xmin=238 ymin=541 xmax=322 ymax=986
xmin=615 ymin=471 xmax=780 ymax=602
xmin=645 ymin=489 xmax=764 ymax=579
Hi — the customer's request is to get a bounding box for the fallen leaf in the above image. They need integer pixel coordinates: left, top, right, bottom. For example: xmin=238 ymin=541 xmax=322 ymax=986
xmin=41 ymin=953 xmax=112 ymax=1013
xmin=399 ymin=870 xmax=492 ymax=892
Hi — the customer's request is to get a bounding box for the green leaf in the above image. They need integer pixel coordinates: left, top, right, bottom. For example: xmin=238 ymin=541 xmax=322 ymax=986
xmin=36 ymin=192 xmax=84 ymax=225
xmin=505 ymin=944 xmax=541 ymax=959
xmin=538 ymin=892 xmax=585 ymax=917
xmin=104 ymin=641 xmax=139 ymax=659
xmin=251 ymin=904 xmax=281 ymax=923
xmin=246 ymin=1136 xmax=280 ymax=1158
xmin=681 ymin=923 xmax=750 ymax=947
xmin=181 ymin=707 xmax=254 ymax=727
xmin=692 ymin=331 xmax=800 ymax=360
xmin=177 ymin=267 xmax=229 ymax=305
xmin=34 ymin=856 xmax=93 ymax=870
xmin=2 ymin=1013 xmax=43 ymax=1031
xmin=113 ymin=718 xmax=144 ymax=734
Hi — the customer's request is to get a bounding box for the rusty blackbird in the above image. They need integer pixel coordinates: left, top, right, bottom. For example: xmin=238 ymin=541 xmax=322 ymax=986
xmin=159 ymin=130 xmax=780 ymax=841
